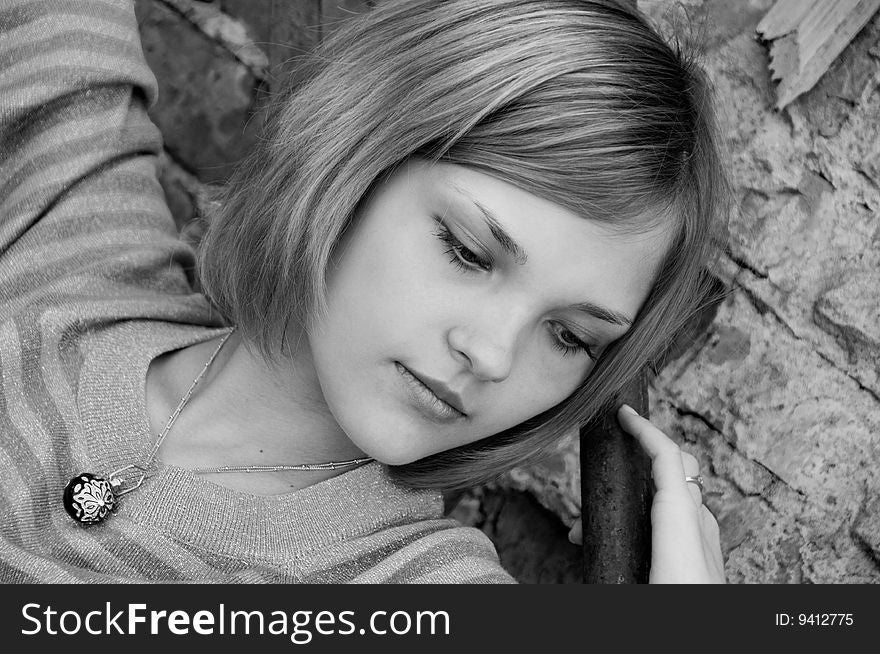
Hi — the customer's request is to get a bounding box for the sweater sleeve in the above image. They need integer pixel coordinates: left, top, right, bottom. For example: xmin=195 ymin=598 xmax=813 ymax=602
xmin=0 ymin=0 xmax=198 ymax=321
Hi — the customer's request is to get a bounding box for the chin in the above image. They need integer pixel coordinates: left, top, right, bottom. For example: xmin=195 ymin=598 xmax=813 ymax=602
xmin=370 ymin=451 xmax=421 ymax=467
xmin=355 ymin=434 xmax=429 ymax=467
xmin=339 ymin=417 xmax=437 ymax=467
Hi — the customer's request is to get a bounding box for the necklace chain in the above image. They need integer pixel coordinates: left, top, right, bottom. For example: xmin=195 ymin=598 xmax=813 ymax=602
xmin=145 ymin=327 xmax=235 ymax=464
xmin=147 ymin=327 xmax=372 ymax=475
xmin=62 ymin=326 xmax=372 ymax=525
xmin=188 ymin=461 xmax=372 ymax=474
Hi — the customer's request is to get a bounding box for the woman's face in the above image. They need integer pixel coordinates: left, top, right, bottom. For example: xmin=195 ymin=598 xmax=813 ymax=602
xmin=307 ymin=159 xmax=671 ymax=464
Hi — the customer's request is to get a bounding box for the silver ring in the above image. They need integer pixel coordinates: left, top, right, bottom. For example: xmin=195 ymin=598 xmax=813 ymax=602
xmin=685 ymin=475 xmax=704 ymax=492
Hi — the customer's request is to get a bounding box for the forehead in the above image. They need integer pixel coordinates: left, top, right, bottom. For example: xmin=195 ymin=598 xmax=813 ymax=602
xmin=422 ymin=161 xmax=674 ymax=317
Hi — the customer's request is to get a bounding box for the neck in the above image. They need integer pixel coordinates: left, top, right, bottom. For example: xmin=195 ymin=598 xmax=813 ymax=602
xmin=147 ymin=329 xmax=369 ymax=495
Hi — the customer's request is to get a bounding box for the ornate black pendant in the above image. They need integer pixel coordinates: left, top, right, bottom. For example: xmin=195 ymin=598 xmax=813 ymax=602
xmin=63 ymin=465 xmax=147 ymax=525
xmin=63 ymin=473 xmax=116 ymax=525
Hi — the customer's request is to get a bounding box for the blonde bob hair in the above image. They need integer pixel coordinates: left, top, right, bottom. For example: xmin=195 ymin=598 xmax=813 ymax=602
xmin=197 ymin=0 xmax=729 ymax=491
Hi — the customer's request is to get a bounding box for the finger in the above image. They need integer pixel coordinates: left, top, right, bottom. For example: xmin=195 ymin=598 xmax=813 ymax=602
xmin=700 ymin=506 xmax=725 ymax=582
xmin=680 ymin=450 xmax=703 ymax=507
xmin=680 ymin=450 xmax=699 ymax=475
xmin=617 ymin=405 xmax=689 ymax=495
xmin=568 ymin=519 xmax=583 ymax=545
xmin=700 ymin=505 xmax=720 ymax=544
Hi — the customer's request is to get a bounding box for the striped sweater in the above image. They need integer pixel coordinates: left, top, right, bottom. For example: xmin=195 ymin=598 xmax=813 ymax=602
xmin=0 ymin=0 xmax=514 ymax=583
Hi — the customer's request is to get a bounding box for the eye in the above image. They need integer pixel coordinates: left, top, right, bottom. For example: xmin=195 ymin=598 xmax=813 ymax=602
xmin=433 ymin=221 xmax=492 ymax=272
xmin=549 ymin=322 xmax=597 ymax=360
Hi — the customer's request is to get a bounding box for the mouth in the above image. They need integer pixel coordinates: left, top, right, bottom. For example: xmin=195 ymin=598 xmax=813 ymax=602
xmin=395 ymin=362 xmax=467 ymax=423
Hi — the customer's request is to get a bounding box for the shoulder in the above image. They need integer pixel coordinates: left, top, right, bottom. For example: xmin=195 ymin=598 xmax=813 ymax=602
xmin=351 ymin=518 xmax=517 ymax=584
xmin=300 ymin=464 xmax=518 ymax=584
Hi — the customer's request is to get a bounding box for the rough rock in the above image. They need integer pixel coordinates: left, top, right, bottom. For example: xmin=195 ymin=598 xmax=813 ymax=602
xmin=814 ymin=271 xmax=880 ymax=369
xmin=447 ymin=486 xmax=582 ymax=584
xmin=498 ymin=434 xmax=582 ymax=527
xmin=156 ymin=150 xmax=201 ymax=232
xmin=135 ymin=0 xmax=264 ymax=182
xmin=798 ymin=14 xmax=880 ymax=138
xmin=852 ymin=496 xmax=880 ymax=564
xmin=157 ymin=0 xmax=269 ymax=76
xmin=217 ymin=0 xmax=321 ymax=87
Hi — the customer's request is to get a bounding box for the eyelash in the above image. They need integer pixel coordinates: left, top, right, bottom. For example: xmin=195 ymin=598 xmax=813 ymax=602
xmin=550 ymin=324 xmax=597 ymax=361
xmin=433 ymin=221 xmax=492 ymax=272
xmin=432 ymin=220 xmax=597 ymax=362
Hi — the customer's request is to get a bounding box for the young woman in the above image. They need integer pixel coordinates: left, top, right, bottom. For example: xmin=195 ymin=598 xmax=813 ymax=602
xmin=0 ymin=0 xmax=726 ymax=583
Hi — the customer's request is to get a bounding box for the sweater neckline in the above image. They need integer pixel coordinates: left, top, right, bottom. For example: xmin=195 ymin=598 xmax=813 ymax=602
xmin=78 ymin=321 xmax=443 ymax=562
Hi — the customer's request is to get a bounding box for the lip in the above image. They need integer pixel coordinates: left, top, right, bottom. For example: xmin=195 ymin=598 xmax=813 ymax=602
xmin=395 ymin=363 xmax=467 ymax=422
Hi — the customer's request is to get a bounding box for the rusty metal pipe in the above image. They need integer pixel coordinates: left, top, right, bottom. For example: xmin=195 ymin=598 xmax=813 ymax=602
xmin=580 ymin=371 xmax=653 ymax=583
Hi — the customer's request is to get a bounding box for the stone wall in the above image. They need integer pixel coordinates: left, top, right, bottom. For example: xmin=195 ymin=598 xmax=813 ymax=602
xmin=136 ymin=0 xmax=880 ymax=583
xmin=133 ymin=0 xmax=374 ymax=234
xmin=652 ymin=0 xmax=880 ymax=584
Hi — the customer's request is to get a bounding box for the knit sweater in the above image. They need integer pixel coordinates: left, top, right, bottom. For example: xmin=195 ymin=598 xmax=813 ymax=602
xmin=0 ymin=0 xmax=514 ymax=584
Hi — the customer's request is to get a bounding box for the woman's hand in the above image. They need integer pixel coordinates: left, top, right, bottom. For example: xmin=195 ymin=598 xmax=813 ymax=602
xmin=568 ymin=404 xmax=726 ymax=584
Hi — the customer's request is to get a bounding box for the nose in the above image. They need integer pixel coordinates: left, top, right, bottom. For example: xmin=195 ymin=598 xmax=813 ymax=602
xmin=447 ymin=305 xmax=524 ymax=382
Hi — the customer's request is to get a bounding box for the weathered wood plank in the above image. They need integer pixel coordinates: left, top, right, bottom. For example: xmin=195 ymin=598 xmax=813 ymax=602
xmin=757 ymin=0 xmax=880 ymax=109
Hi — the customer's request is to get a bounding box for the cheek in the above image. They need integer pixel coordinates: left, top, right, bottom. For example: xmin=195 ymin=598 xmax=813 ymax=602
xmin=326 ymin=245 xmax=403 ymax=328
xmin=495 ymin=352 xmax=589 ymax=421
xmin=319 ymin=236 xmax=443 ymax=372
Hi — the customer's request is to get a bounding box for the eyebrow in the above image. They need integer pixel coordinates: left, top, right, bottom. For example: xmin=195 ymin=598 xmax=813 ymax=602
xmin=571 ymin=301 xmax=633 ymax=327
xmin=449 ymin=182 xmax=528 ymax=265
xmin=448 ymin=181 xmax=634 ymax=329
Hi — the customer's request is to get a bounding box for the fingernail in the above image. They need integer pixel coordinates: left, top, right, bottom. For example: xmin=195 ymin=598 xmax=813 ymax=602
xmin=620 ymin=404 xmax=639 ymax=416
